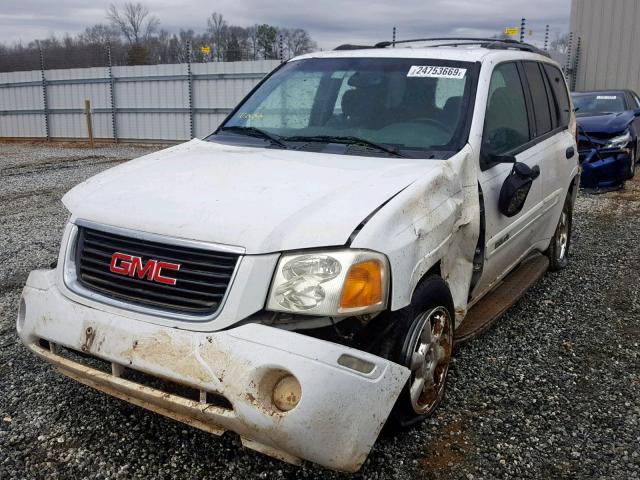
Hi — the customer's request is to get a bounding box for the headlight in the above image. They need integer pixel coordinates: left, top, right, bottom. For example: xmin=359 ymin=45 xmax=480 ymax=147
xmin=266 ymin=250 xmax=389 ymax=316
xmin=603 ymin=131 xmax=632 ymax=149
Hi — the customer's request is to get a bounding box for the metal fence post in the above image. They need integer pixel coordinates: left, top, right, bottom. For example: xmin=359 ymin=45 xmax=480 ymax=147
xmin=107 ymin=43 xmax=118 ymax=143
xmin=37 ymin=42 xmax=50 ymax=141
xmin=84 ymin=100 xmax=94 ymax=147
xmin=187 ymin=41 xmax=195 ymax=139
xmin=392 ymin=27 xmax=396 ymax=47
xmin=519 ymin=18 xmax=526 ymax=43
xmin=572 ymin=37 xmax=581 ymax=91
xmin=544 ymin=25 xmax=550 ymax=51
xmin=565 ymin=32 xmax=574 ymax=82
xmin=279 ymin=34 xmax=284 ymax=63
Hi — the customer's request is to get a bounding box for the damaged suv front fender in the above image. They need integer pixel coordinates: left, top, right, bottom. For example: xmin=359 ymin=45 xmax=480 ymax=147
xmin=351 ymin=147 xmax=480 ymax=324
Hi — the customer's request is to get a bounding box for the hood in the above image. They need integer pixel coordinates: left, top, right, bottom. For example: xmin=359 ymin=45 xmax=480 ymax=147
xmin=576 ymin=111 xmax=635 ymax=135
xmin=63 ymin=139 xmax=445 ymax=254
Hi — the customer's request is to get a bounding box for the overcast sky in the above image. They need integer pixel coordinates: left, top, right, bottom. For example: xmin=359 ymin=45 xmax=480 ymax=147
xmin=0 ymin=0 xmax=571 ymax=49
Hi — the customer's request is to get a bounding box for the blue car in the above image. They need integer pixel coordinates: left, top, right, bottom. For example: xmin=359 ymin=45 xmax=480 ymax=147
xmin=572 ymin=90 xmax=640 ymax=190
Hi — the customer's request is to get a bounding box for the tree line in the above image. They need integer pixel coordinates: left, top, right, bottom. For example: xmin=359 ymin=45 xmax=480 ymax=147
xmin=0 ymin=2 xmax=317 ymax=72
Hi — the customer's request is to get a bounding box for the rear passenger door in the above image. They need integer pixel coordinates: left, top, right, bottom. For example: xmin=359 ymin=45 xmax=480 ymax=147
xmin=527 ymin=62 xmax=577 ymax=242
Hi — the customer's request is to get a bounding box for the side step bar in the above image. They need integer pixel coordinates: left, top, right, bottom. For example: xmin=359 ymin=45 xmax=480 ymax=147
xmin=454 ymin=253 xmax=549 ymax=345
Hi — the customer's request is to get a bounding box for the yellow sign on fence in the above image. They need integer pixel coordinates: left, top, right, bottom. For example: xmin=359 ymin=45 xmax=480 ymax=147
xmin=200 ymin=46 xmax=211 ymax=55
xmin=504 ymin=27 xmax=519 ymax=37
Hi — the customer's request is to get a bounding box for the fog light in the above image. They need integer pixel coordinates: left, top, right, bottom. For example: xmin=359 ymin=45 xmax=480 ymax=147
xmin=272 ymin=375 xmax=301 ymax=412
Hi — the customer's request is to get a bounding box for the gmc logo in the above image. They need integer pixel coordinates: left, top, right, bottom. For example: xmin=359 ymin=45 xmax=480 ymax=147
xmin=109 ymin=252 xmax=181 ymax=285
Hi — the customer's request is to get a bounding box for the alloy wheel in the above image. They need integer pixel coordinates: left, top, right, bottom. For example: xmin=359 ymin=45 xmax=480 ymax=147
xmin=556 ymin=210 xmax=569 ymax=261
xmin=407 ymin=306 xmax=453 ymax=414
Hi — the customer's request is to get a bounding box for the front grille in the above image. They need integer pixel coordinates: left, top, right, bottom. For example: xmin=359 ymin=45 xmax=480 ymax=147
xmin=75 ymin=226 xmax=240 ymax=315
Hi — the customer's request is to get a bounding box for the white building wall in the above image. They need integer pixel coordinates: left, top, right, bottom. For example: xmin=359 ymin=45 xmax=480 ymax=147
xmin=570 ymin=0 xmax=640 ymax=92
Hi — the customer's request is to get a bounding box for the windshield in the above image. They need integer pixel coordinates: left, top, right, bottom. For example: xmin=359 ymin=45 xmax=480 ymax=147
xmin=572 ymin=92 xmax=627 ymax=116
xmin=209 ymin=57 xmax=477 ymax=158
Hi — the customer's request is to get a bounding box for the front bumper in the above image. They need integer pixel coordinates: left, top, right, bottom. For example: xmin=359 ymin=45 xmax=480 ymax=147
xmin=579 ymin=148 xmax=632 ymax=189
xmin=17 ymin=269 xmax=410 ymax=472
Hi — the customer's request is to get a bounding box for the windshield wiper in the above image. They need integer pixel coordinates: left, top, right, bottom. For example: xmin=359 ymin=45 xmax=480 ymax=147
xmin=219 ymin=126 xmax=288 ymax=149
xmin=283 ymin=135 xmax=408 ymax=158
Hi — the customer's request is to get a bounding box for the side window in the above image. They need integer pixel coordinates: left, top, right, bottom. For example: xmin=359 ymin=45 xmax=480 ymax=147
xmin=523 ymin=62 xmax=553 ymax=137
xmin=483 ymin=62 xmax=530 ymax=158
xmin=542 ymin=64 xmax=571 ymax=128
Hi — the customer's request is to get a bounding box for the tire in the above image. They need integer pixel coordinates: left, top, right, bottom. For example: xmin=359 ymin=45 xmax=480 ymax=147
xmin=628 ymin=146 xmax=637 ymax=180
xmin=546 ymin=193 xmax=573 ymax=271
xmin=372 ymin=275 xmax=454 ymax=430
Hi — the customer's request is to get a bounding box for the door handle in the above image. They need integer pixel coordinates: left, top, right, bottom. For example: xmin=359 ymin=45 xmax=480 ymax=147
xmin=566 ymin=146 xmax=575 ymax=159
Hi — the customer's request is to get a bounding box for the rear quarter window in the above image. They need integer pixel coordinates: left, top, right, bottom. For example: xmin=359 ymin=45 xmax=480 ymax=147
xmin=542 ymin=64 xmax=571 ymax=128
xmin=523 ymin=62 xmax=553 ymax=137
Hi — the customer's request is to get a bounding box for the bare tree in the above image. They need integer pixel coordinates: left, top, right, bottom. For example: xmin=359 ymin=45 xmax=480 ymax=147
xmin=206 ymin=12 xmax=228 ymax=60
xmin=247 ymin=25 xmax=259 ymax=60
xmin=107 ymin=2 xmax=160 ymax=44
xmin=79 ymin=24 xmax=121 ymax=44
xmin=281 ymin=28 xmax=316 ymax=58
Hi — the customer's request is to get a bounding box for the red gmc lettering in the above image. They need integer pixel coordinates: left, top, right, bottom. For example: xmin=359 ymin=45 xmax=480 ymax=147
xmin=154 ymin=261 xmax=181 ymax=285
xmin=109 ymin=252 xmax=133 ymax=275
xmin=129 ymin=256 xmax=157 ymax=280
xmin=109 ymin=252 xmax=180 ymax=285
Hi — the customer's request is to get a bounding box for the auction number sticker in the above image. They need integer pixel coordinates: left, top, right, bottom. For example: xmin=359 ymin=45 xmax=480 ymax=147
xmin=407 ymin=66 xmax=467 ymax=79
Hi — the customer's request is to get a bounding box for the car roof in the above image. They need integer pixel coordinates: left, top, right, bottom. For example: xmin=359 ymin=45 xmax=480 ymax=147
xmin=291 ymin=46 xmax=555 ymax=65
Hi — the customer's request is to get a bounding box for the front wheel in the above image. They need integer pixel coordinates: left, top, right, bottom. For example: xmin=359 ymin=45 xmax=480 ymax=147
xmin=546 ymin=193 xmax=574 ymax=271
xmin=402 ymin=306 xmax=453 ymax=416
xmin=373 ymin=275 xmax=454 ymax=429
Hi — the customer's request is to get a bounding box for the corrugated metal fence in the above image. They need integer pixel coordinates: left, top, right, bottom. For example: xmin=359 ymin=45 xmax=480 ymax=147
xmin=0 ymin=60 xmax=280 ymax=142
xmin=570 ymin=0 xmax=640 ymax=93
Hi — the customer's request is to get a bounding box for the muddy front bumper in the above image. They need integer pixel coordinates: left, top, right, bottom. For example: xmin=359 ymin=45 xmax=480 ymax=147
xmin=17 ymin=269 xmax=410 ymax=472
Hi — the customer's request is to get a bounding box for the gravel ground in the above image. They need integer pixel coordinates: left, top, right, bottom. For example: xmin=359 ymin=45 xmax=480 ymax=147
xmin=0 ymin=141 xmax=638 ymax=480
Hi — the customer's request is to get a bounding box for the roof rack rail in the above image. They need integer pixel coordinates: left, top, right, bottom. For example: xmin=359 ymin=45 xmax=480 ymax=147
xmin=334 ymin=44 xmax=381 ymax=51
xmin=373 ymin=37 xmax=550 ymax=57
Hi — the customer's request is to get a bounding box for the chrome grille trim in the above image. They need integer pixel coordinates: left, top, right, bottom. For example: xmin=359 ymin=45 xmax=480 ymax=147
xmin=63 ymin=220 xmax=244 ymax=322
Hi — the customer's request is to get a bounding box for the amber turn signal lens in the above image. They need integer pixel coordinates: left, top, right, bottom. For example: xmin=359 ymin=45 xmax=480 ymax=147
xmin=339 ymin=260 xmax=383 ymax=310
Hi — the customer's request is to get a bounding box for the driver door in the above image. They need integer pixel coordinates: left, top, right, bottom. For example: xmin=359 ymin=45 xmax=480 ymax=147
xmin=472 ymin=62 xmax=545 ymax=300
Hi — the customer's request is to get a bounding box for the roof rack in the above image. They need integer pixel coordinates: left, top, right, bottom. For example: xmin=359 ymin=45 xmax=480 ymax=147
xmin=371 ymin=37 xmax=550 ymax=57
xmin=333 ymin=44 xmax=380 ymax=51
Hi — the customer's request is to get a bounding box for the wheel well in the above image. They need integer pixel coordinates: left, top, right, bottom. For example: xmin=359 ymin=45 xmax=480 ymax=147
xmin=405 ymin=261 xmax=443 ymax=305
xmin=567 ymin=174 xmax=580 ymax=201
xmin=568 ymin=178 xmax=575 ymax=197
xmin=425 ymin=261 xmax=441 ymax=279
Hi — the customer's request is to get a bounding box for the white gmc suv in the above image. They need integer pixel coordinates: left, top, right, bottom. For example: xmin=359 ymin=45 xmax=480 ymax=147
xmin=17 ymin=38 xmax=578 ymax=472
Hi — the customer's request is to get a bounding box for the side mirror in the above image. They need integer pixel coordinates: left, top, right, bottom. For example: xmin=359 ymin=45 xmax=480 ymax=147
xmin=498 ymin=162 xmax=540 ymax=217
xmin=634 ymin=108 xmax=640 ymax=117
